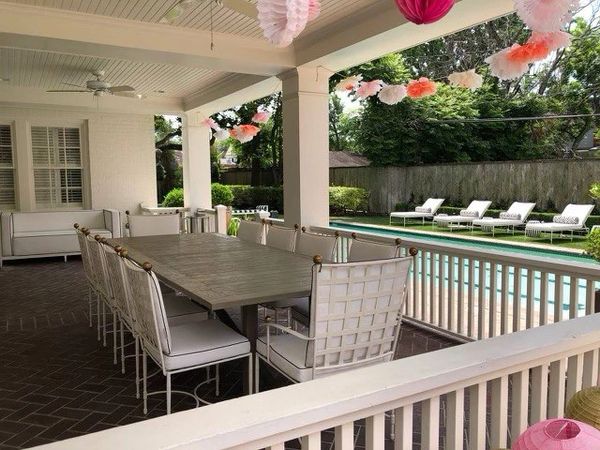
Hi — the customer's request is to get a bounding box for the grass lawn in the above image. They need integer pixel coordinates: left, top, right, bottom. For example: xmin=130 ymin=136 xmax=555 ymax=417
xmin=331 ymin=215 xmax=589 ymax=251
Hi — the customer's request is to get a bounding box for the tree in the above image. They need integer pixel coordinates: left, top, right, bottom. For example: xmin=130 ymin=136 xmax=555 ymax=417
xmin=154 ymin=116 xmax=182 ymax=202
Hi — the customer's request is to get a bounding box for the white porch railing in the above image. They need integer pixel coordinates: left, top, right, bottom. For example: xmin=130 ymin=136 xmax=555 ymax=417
xmin=36 ymin=313 xmax=600 ymax=450
xmin=312 ymin=225 xmax=600 ymax=342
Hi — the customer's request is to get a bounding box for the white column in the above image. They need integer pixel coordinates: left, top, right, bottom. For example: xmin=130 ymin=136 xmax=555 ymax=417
xmin=182 ymin=112 xmax=212 ymax=211
xmin=280 ymin=66 xmax=330 ymax=227
xmin=13 ymin=119 xmax=35 ymax=211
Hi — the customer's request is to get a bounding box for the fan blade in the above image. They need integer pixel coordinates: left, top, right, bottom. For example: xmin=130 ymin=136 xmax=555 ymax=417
xmin=61 ymin=82 xmax=86 ymax=88
xmin=113 ymin=91 xmax=145 ymax=99
xmin=109 ymin=85 xmax=135 ymax=93
xmin=46 ymin=89 xmax=91 ymax=93
xmin=220 ymin=0 xmax=257 ymax=19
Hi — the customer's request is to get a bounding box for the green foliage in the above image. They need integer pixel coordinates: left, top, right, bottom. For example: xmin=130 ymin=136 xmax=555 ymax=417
xmin=329 ymin=187 xmax=370 ymax=214
xmin=211 ymin=183 xmax=234 ymax=206
xmin=229 ymin=185 xmax=284 ymax=212
xmin=161 ymin=187 xmax=184 ymax=207
xmin=590 ymin=182 xmax=600 ymax=200
xmin=227 ymin=217 xmax=241 ymax=236
xmin=586 ymin=229 xmax=600 ymax=261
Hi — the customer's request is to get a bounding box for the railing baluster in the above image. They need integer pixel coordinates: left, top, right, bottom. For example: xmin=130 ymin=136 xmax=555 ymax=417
xmin=540 ymin=272 xmax=549 ymax=326
xmin=421 ymin=251 xmax=428 ymax=323
xmin=457 ymin=256 xmax=465 ymax=335
xmin=469 ymin=383 xmax=487 ymax=450
xmin=531 ymin=364 xmax=548 ymax=423
xmin=394 ymin=405 xmax=413 ymax=450
xmin=334 ymin=422 xmax=354 ymax=450
xmin=583 ymin=349 xmax=599 ymax=389
xmin=569 ymin=276 xmax=578 ymax=319
xmin=446 ymin=389 xmax=464 ymax=450
xmin=501 ymin=264 xmax=509 ymax=334
xmin=421 ymin=397 xmax=440 ymax=450
xmin=412 ymin=251 xmax=419 ymax=320
xmin=513 ymin=265 xmax=522 ymax=333
xmin=566 ymin=354 xmax=584 ymax=404
xmin=430 ymin=252 xmax=437 ymax=325
xmin=468 ymin=258 xmax=475 ymax=338
xmin=489 ymin=262 xmax=498 ymax=337
xmin=554 ymin=274 xmax=564 ymax=323
xmin=448 ymin=255 xmax=456 ymax=332
xmin=526 ymin=269 xmax=535 ymax=329
xmin=365 ymin=413 xmax=385 ymax=450
xmin=490 ymin=375 xmax=508 ymax=449
xmin=301 ymin=432 xmax=321 ymax=450
xmin=548 ymin=359 xmax=567 ymax=418
xmin=586 ymin=279 xmax=596 ymax=315
xmin=478 ymin=260 xmax=486 ymax=339
xmin=439 ymin=254 xmax=447 ymax=329
xmin=511 ymin=370 xmax=529 ymax=441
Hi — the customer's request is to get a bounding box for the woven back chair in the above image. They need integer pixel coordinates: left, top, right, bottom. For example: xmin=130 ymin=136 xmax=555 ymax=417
xmin=85 ymin=234 xmax=112 ymax=304
xmin=348 ymin=235 xmax=402 ymax=262
xmin=306 ymin=256 xmax=412 ymax=376
xmin=74 ymin=225 xmax=94 ymax=285
xmin=237 ymin=220 xmax=265 ymax=244
xmin=101 ymin=243 xmax=133 ymax=324
xmin=264 ymin=221 xmax=298 ymax=252
xmin=295 ymin=228 xmax=339 ymax=262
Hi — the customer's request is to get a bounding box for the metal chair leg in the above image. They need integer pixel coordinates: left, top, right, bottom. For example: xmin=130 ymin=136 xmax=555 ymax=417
xmin=102 ymin=301 xmax=107 ymax=347
xmin=215 ymin=364 xmax=220 ymax=397
xmin=143 ymin=350 xmax=148 ymax=414
xmin=96 ymin=293 xmax=101 ymax=341
xmin=254 ymin=354 xmax=260 ymax=393
xmin=248 ymin=354 xmax=253 ymax=395
xmin=120 ymin=320 xmax=125 ymax=374
xmin=113 ymin=312 xmax=118 ymax=364
xmin=88 ymin=287 xmax=93 ymax=327
xmin=135 ymin=337 xmax=140 ymax=399
xmin=166 ymin=372 xmax=172 ymax=414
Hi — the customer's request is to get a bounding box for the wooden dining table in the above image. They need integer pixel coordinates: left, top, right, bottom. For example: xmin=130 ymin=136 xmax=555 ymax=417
xmin=109 ymin=233 xmax=314 ymax=354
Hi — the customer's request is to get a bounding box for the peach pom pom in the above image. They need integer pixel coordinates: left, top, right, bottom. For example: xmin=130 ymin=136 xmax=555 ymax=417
xmin=406 ymin=77 xmax=437 ymax=98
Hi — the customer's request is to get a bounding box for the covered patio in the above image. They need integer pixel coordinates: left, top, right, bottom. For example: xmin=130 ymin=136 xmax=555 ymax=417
xmin=2 ymin=0 xmax=600 ymax=449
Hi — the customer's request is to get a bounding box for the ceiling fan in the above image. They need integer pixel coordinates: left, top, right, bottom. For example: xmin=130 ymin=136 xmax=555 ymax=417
xmin=46 ymin=70 xmax=144 ymax=99
xmin=160 ymin=0 xmax=257 ymax=24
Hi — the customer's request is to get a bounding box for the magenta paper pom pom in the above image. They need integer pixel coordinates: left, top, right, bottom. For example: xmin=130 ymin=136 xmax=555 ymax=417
xmin=512 ymin=418 xmax=600 ymax=450
xmin=394 ymin=0 xmax=455 ymax=25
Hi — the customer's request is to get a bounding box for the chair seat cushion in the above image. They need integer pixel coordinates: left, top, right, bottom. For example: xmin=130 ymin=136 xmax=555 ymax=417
xmin=256 ymin=334 xmax=311 ymax=382
xmin=152 ymin=319 xmax=250 ymax=371
xmin=12 ymin=229 xmax=112 ymax=256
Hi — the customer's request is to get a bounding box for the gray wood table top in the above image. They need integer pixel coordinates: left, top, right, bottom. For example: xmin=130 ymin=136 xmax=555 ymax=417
xmin=110 ymin=233 xmax=314 ymax=310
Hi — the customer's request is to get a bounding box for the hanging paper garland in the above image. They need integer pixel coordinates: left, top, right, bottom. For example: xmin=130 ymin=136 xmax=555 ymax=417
xmin=485 ymin=45 xmax=531 ymax=81
xmin=356 ymin=80 xmax=384 ymax=99
xmin=514 ymin=0 xmax=577 ymax=33
xmin=378 ymin=84 xmax=407 ymax=105
xmin=448 ymin=69 xmax=483 ymax=90
xmin=230 ymin=124 xmax=260 ymax=143
xmin=394 ymin=0 xmax=455 ymax=25
xmin=406 ymin=77 xmax=437 ymax=98
xmin=213 ymin=128 xmax=230 ymax=141
xmin=252 ymin=110 xmax=271 ymax=124
xmin=257 ymin=0 xmax=321 ymax=47
xmin=335 ymin=75 xmax=363 ymax=92
xmin=529 ymin=31 xmax=572 ymax=52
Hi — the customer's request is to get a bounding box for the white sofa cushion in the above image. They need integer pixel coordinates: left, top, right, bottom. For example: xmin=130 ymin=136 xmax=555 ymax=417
xmin=12 ymin=228 xmax=111 ymax=256
xmin=12 ymin=211 xmax=106 ymax=232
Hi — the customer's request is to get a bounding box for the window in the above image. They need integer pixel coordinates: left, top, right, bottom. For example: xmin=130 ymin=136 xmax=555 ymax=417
xmin=31 ymin=126 xmax=83 ymax=209
xmin=0 ymin=124 xmax=16 ymax=210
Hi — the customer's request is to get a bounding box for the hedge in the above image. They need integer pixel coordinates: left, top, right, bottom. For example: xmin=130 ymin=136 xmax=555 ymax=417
xmin=229 ymin=185 xmax=284 ymax=212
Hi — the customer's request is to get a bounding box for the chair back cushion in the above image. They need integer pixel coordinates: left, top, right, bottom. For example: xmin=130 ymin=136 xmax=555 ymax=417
xmin=348 ymin=239 xmax=399 ymax=262
xmin=237 ymin=220 xmax=265 ymax=244
xmin=464 ymin=200 xmax=492 ymax=218
xmin=12 ymin=210 xmax=105 ymax=232
xmin=102 ymin=245 xmax=133 ymax=322
xmin=265 ymin=225 xmax=297 ymax=252
xmin=128 ymin=214 xmax=180 ymax=237
xmin=560 ymin=204 xmax=594 ymax=225
xmin=306 ymin=257 xmax=412 ymax=372
xmin=295 ymin=232 xmax=338 ymax=262
xmin=504 ymin=202 xmax=536 ymax=221
xmin=421 ymin=198 xmax=445 ymax=213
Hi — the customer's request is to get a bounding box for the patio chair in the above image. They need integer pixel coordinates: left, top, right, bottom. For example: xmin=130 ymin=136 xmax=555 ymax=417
xmin=389 ymin=198 xmax=445 ymax=226
xmin=471 ymin=202 xmax=536 ymax=236
xmin=74 ymin=224 xmax=99 ymax=330
xmin=433 ymin=200 xmax=492 ymax=230
xmin=121 ymin=256 xmax=252 ymax=414
xmin=524 ymin=204 xmax=595 ymax=243
xmin=264 ymin=221 xmax=298 ymax=252
xmin=348 ymin=233 xmax=402 ymax=262
xmin=255 ymin=252 xmax=414 ymax=389
xmin=126 ymin=211 xmax=181 ymax=237
xmin=237 ymin=219 xmax=266 ymax=244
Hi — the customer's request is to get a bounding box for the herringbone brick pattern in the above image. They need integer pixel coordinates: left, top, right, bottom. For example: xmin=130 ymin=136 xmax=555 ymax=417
xmin=0 ymin=258 xmax=457 ymax=449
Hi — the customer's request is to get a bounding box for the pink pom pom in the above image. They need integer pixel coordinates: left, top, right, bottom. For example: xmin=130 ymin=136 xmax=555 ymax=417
xmin=252 ymin=111 xmax=271 ymax=124
xmin=529 ymin=31 xmax=572 ymax=52
xmin=514 ymin=0 xmax=578 ymax=32
xmin=230 ymin=124 xmax=260 ymax=143
xmin=512 ymin=418 xmax=600 ymax=449
xmin=448 ymin=69 xmax=483 ymax=90
xmin=257 ymin=0 xmax=310 ymax=47
xmin=308 ymin=0 xmax=320 ymax=21
xmin=394 ymin=0 xmax=455 ymax=25
xmin=356 ymin=80 xmax=384 ymax=99
xmin=335 ymin=75 xmax=362 ymax=92
xmin=201 ymin=118 xmax=218 ymax=130
xmin=485 ymin=45 xmax=531 ymax=80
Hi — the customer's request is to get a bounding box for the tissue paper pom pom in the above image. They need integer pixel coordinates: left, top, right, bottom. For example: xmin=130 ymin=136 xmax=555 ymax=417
xmin=485 ymin=45 xmax=531 ymax=80
xmin=512 ymin=418 xmax=600 ymax=450
xmin=252 ymin=111 xmax=271 ymax=123
xmin=230 ymin=124 xmax=260 ymax=143
xmin=201 ymin=118 xmax=218 ymax=130
xmin=356 ymin=80 xmax=384 ymax=99
xmin=394 ymin=0 xmax=455 ymax=25
xmin=335 ymin=75 xmax=362 ymax=92
xmin=529 ymin=31 xmax=572 ymax=51
xmin=257 ymin=0 xmax=310 ymax=47
xmin=514 ymin=0 xmax=578 ymax=32
xmin=308 ymin=0 xmax=320 ymax=21
xmin=214 ymin=128 xmax=230 ymax=141
xmin=406 ymin=77 xmax=437 ymax=98
xmin=378 ymin=84 xmax=407 ymax=105
xmin=507 ymin=41 xmax=550 ymax=63
xmin=448 ymin=69 xmax=483 ymax=90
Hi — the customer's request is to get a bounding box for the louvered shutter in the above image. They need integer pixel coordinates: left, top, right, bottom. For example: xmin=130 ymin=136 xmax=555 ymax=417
xmin=0 ymin=125 xmax=16 ymax=210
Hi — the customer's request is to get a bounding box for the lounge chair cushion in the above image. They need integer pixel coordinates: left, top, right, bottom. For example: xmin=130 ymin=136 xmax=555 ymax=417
xmin=415 ymin=207 xmax=431 ymax=213
xmin=460 ymin=210 xmax=479 ymax=218
xmin=499 ymin=212 xmax=521 ymax=220
xmin=553 ymin=215 xmax=578 ymax=225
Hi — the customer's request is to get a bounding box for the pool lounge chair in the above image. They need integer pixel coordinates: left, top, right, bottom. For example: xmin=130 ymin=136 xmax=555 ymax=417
xmin=389 ymin=198 xmax=445 ymax=226
xmin=472 ymin=202 xmax=536 ymax=236
xmin=433 ymin=200 xmax=492 ymax=230
xmin=525 ymin=204 xmax=594 ymax=243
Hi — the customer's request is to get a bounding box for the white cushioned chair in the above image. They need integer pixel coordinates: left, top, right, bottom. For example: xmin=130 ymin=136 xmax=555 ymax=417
xmin=0 ymin=209 xmax=120 ymax=268
xmin=264 ymin=221 xmax=298 ymax=252
xmin=126 ymin=212 xmax=181 ymax=237
xmin=433 ymin=200 xmax=492 ymax=229
xmin=237 ymin=220 xmax=266 ymax=244
xmin=348 ymin=234 xmax=402 ymax=262
xmin=472 ymin=202 xmax=536 ymax=236
xmin=525 ymin=204 xmax=594 ymax=243
xmin=389 ymin=198 xmax=445 ymax=226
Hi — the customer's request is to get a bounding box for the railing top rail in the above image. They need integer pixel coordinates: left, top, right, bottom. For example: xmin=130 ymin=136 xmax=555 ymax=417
xmin=36 ymin=314 xmax=600 ymax=450
xmin=312 ymin=225 xmax=600 ymax=277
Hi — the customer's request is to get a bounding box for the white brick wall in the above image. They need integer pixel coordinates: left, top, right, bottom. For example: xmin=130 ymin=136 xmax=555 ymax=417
xmin=0 ymin=105 xmax=156 ymax=215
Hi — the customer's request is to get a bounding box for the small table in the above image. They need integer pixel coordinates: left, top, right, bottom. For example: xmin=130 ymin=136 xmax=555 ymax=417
xmin=110 ymin=233 xmax=313 ymax=390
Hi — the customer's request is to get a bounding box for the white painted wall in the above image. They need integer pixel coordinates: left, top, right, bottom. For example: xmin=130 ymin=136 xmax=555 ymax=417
xmin=0 ymin=105 xmax=156 ymax=215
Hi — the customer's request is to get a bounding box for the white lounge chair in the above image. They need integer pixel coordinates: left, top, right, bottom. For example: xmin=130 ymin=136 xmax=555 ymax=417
xmin=525 ymin=204 xmax=594 ymax=243
xmin=433 ymin=200 xmax=492 ymax=230
xmin=389 ymin=198 xmax=445 ymax=226
xmin=472 ymin=202 xmax=536 ymax=236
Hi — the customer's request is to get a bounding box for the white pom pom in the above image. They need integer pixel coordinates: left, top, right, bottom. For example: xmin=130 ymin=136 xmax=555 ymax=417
xmin=514 ymin=0 xmax=578 ymax=32
xmin=257 ymin=0 xmax=311 ymax=47
xmin=378 ymin=84 xmax=407 ymax=105
xmin=448 ymin=69 xmax=483 ymax=90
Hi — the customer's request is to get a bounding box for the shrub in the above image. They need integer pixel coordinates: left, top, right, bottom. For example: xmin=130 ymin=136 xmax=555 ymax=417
xmin=587 ymin=229 xmax=600 ymax=261
xmin=329 ymin=186 xmax=370 ymax=214
xmin=229 ymin=185 xmax=284 ymax=212
xmin=211 ymin=183 xmax=234 ymax=206
xmin=162 ymin=187 xmax=184 ymax=207
xmin=227 ymin=217 xmax=241 ymax=236
xmin=590 ymin=182 xmax=600 ymax=200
